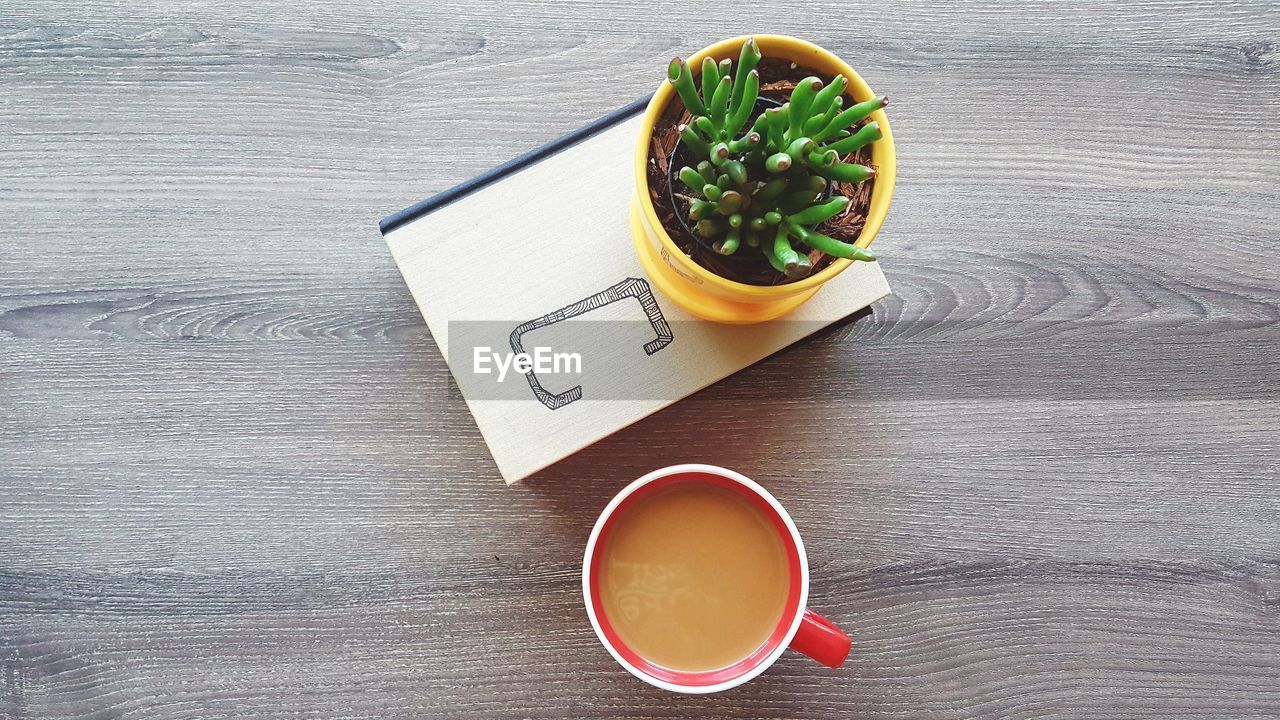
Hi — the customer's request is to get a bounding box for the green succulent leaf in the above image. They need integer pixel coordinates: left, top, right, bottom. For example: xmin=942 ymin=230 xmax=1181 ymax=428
xmin=788 ymin=222 xmax=877 ymax=262
xmin=787 ymin=196 xmax=850 ymax=225
xmin=822 ymin=121 xmax=882 ymax=155
xmin=808 ymin=75 xmax=848 ymax=119
xmin=765 ymin=152 xmax=793 ymax=174
xmin=668 ymin=58 xmax=708 ymax=116
xmin=679 ymin=166 xmax=708 ymax=192
xmin=787 ymin=77 xmax=823 ymax=138
xmin=678 ymin=123 xmax=710 ymax=156
xmin=730 ymin=37 xmax=763 ymax=112
xmin=715 ymin=227 xmax=742 ymax=256
xmin=813 ymin=161 xmax=876 ymax=184
xmin=814 ymin=95 xmax=887 ymax=142
xmin=725 ymin=69 xmax=760 ymax=137
xmin=700 ymin=57 xmax=720 ymax=107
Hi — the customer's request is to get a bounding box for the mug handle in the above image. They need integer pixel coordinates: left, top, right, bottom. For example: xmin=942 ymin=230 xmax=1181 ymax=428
xmin=788 ymin=608 xmax=852 ymax=668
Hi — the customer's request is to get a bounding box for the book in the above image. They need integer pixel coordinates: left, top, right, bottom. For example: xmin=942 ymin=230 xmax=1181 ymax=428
xmin=380 ymin=101 xmax=891 ymax=483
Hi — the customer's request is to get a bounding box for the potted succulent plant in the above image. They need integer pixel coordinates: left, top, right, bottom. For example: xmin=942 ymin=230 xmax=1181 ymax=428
xmin=630 ymin=35 xmax=896 ymax=323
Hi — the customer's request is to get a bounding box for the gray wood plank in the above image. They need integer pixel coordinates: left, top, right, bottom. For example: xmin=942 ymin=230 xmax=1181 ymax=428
xmin=1 ymin=0 xmax=1278 ymax=717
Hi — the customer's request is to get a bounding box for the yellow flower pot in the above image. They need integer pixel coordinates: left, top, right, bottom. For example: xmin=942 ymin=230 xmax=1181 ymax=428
xmin=631 ymin=35 xmax=896 ymax=324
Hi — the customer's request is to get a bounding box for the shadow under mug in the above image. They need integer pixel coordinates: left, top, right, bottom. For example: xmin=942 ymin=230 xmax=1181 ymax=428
xmin=582 ymin=463 xmax=851 ymax=693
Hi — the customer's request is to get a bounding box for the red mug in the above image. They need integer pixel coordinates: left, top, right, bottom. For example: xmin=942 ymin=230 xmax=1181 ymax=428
xmin=582 ymin=464 xmax=851 ymax=693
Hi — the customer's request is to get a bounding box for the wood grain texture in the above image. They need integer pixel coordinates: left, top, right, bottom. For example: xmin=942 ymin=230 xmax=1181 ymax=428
xmin=1 ymin=0 xmax=1277 ymax=717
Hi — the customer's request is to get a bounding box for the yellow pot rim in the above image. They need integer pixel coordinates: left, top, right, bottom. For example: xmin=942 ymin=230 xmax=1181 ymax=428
xmin=634 ymin=35 xmax=896 ymax=299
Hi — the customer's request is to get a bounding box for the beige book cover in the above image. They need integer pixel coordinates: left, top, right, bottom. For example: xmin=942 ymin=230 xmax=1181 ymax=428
xmin=381 ymin=105 xmax=891 ymax=484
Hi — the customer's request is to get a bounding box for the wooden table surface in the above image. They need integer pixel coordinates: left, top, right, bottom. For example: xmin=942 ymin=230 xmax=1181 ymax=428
xmin=3 ymin=1 xmax=1277 ymax=717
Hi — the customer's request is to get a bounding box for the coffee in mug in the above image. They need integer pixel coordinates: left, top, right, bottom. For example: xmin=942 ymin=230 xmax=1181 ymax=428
xmin=584 ymin=464 xmax=852 ymax=693
xmin=597 ymin=480 xmax=790 ymax=671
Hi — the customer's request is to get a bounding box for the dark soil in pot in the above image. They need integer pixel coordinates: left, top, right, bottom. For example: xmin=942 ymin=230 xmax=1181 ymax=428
xmin=647 ymin=57 xmax=877 ymax=286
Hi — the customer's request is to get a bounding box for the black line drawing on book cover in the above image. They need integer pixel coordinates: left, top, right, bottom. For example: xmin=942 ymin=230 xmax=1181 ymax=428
xmin=509 ymin=277 xmax=674 ymax=410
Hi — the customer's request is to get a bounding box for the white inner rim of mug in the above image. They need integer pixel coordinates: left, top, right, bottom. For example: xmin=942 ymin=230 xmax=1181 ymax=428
xmin=581 ymin=463 xmax=811 ymax=694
